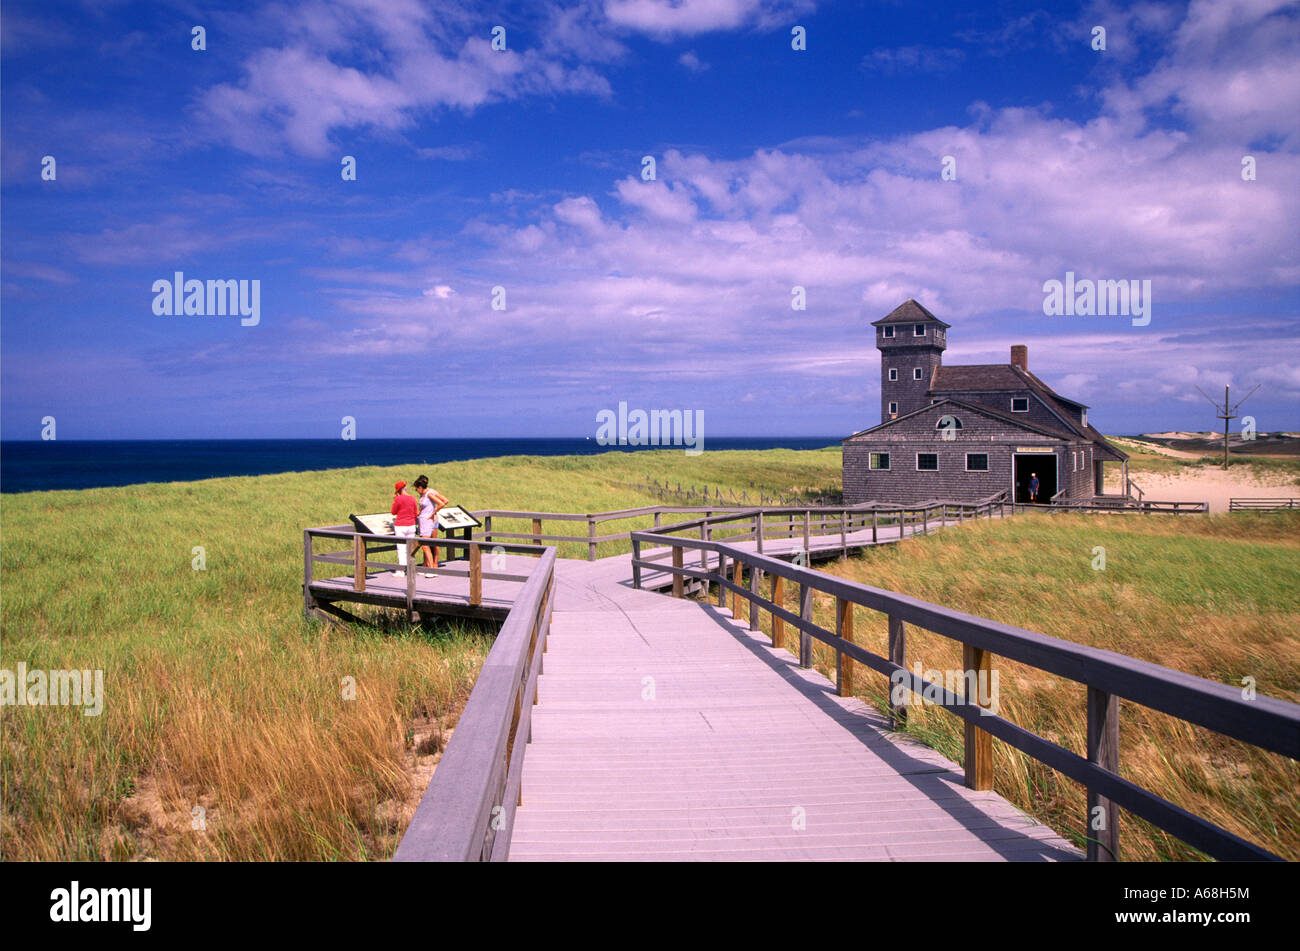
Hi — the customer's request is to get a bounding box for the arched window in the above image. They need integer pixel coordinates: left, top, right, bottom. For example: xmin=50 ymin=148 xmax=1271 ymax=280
xmin=935 ymin=416 xmax=963 ymax=431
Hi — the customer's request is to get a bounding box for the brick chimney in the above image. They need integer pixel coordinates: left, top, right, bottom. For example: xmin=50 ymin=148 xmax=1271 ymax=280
xmin=1011 ymin=345 xmax=1028 ymax=372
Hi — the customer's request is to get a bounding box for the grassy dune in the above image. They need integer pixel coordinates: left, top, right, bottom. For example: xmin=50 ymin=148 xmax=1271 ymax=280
xmin=3 ymin=444 xmax=1295 ymax=861
xmin=782 ymin=510 xmax=1300 ymax=861
xmin=0 ymin=448 xmax=838 ymax=861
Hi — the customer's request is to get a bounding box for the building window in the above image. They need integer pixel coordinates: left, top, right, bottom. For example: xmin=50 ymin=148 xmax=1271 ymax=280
xmin=935 ymin=416 xmax=963 ymax=430
xmin=870 ymin=452 xmax=890 ymax=470
xmin=888 ymin=368 xmax=898 ymax=381
xmin=913 ymin=324 xmax=926 ymax=336
xmin=888 ymin=401 xmax=898 ymax=415
xmin=882 ymin=325 xmax=895 ymax=338
xmin=913 ymin=367 xmax=923 ymax=380
xmin=966 ymin=453 xmax=989 ymax=471
xmin=1011 ymin=397 xmax=1029 ymax=413
xmin=916 ymin=453 xmax=938 ymax=471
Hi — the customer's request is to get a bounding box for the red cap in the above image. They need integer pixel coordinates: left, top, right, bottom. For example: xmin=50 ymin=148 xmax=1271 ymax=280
xmin=394 ymin=481 xmax=406 ymax=491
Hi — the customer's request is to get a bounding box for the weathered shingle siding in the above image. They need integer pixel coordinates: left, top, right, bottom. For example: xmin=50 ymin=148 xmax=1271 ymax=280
xmin=843 ymin=403 xmax=1065 ymax=504
xmin=933 ymin=389 xmax=1075 ymax=437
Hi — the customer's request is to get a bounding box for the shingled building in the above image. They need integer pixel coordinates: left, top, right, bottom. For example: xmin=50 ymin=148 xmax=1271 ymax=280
xmin=842 ymin=299 xmax=1129 ymax=505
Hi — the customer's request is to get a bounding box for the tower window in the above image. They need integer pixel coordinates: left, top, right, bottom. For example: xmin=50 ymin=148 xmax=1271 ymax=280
xmin=913 ymin=324 xmax=926 ymax=336
xmin=1011 ymin=397 xmax=1029 ymax=413
xmin=888 ymin=401 xmax=898 ymax=416
xmin=869 ymin=453 xmax=890 ymax=470
xmin=913 ymin=367 xmax=923 ymax=380
xmin=888 ymin=368 xmax=898 ymax=381
xmin=882 ymin=325 xmax=895 ymax=338
xmin=966 ymin=453 xmax=989 ymax=471
xmin=916 ymin=453 xmax=938 ymax=471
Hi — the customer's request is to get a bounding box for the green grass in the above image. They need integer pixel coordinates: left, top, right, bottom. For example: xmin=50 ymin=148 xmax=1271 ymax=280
xmin=0 ymin=447 xmax=838 ymax=860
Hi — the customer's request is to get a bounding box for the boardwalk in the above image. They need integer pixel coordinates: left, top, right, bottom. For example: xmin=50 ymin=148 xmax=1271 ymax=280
xmin=507 ymin=554 xmax=1079 ymax=861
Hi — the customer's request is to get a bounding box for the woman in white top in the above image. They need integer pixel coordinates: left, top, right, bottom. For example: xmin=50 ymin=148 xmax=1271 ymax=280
xmin=413 ymin=475 xmax=449 ymax=572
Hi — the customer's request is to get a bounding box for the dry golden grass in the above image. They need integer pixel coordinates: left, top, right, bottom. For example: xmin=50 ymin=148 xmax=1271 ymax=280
xmin=768 ymin=511 xmax=1300 ymax=860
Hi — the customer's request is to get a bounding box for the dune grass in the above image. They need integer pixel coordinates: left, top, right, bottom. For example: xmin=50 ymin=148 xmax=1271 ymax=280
xmin=0 ymin=447 xmax=837 ymax=861
xmin=775 ymin=510 xmax=1300 ymax=861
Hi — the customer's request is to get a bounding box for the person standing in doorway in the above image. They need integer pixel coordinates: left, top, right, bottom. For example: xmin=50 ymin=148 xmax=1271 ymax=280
xmin=413 ymin=475 xmax=449 ymax=572
xmin=391 ymin=480 xmax=418 ymax=576
xmin=1029 ymin=472 xmax=1040 ymax=503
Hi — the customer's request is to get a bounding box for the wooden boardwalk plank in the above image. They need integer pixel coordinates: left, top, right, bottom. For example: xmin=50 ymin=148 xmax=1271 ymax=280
xmin=507 ymin=535 xmax=1080 ymax=862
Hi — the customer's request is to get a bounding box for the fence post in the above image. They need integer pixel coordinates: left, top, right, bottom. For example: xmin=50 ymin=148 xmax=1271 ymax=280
xmin=872 ymin=509 xmax=878 ymax=544
xmin=771 ymin=575 xmax=785 ymax=650
xmin=749 ymin=567 xmax=761 ymax=631
xmin=756 ymin=513 xmax=764 ymax=554
xmin=798 ymin=582 xmax=812 ymax=668
xmin=303 ymin=531 xmax=315 ymax=615
xmin=654 ymin=511 xmax=662 ymax=529
xmin=840 ymin=510 xmax=847 ymax=557
xmin=469 ymin=543 xmax=482 ymax=605
xmin=732 ymin=560 xmax=742 ymax=617
xmin=887 ymin=615 xmax=906 ymax=729
xmin=588 ymin=518 xmax=597 ymax=562
xmin=923 ymin=506 xmax=929 ymax=535
xmin=483 ymin=514 xmax=493 ymax=542
xmin=716 ymin=553 xmax=727 ymax=608
xmin=532 ymin=517 xmax=542 ymax=551
xmin=962 ymin=643 xmax=993 ymax=790
xmin=632 ymin=538 xmax=642 ymax=589
xmin=836 ymin=598 xmax=854 ymax=697
xmin=405 ymin=539 xmax=416 ymax=615
xmin=353 ymin=534 xmax=366 ymax=592
xmin=701 ymin=522 xmax=711 ymax=573
xmin=1086 ymin=687 xmax=1120 ymax=862
xmin=672 ymin=546 xmax=683 ymax=599
xmin=803 ymin=510 xmax=811 ymax=552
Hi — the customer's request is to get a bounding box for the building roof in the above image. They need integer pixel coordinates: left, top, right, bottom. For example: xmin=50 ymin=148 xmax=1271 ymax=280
xmin=869 ymin=298 xmax=952 ymax=329
xmin=842 ymin=397 xmax=1079 ymax=443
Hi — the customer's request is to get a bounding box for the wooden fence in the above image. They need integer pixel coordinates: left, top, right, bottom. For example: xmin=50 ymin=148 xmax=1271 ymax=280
xmin=392 ymin=548 xmax=556 ymax=861
xmin=629 ymin=528 xmax=1300 ymax=862
xmin=1229 ymin=498 xmax=1299 ymax=512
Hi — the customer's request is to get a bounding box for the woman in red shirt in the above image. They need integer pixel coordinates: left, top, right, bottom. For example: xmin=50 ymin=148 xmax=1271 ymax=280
xmin=390 ymin=481 xmax=419 ymax=576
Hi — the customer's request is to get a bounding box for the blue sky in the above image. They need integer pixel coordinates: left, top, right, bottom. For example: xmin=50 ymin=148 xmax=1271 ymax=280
xmin=2 ymin=0 xmax=1297 ymax=440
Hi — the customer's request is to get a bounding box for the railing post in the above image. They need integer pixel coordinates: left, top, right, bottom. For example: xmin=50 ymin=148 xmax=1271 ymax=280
xmin=532 ymin=517 xmax=542 ymax=552
xmin=836 ymin=597 xmax=854 ymax=697
xmin=654 ymin=511 xmax=662 ymax=529
xmin=672 ymin=545 xmax=683 ymax=599
xmin=469 ymin=543 xmax=482 ymax=605
xmin=353 ymin=534 xmax=366 ymax=592
xmin=803 ymin=510 xmax=811 ymax=552
xmin=484 ymin=514 xmax=493 ymax=542
xmin=716 ymin=552 xmax=727 ymax=608
xmin=732 ymin=559 xmax=742 ymax=617
xmin=1086 ymin=687 xmax=1120 ymax=862
xmin=798 ymin=582 xmax=812 ymax=668
xmin=962 ymin=643 xmax=993 ymax=790
xmin=632 ymin=538 xmax=642 ymax=589
xmin=840 ymin=511 xmax=847 ymax=557
xmin=756 ymin=512 xmax=764 ymax=554
xmin=887 ymin=615 xmax=906 ymax=729
xmin=749 ymin=566 xmax=761 ymax=631
xmin=405 ymin=538 xmax=416 ymax=616
xmin=303 ymin=530 xmax=315 ymax=616
xmin=923 ymin=506 xmax=929 ymax=535
xmin=771 ymin=575 xmax=785 ymax=650
xmin=588 ymin=518 xmax=597 ymax=562
xmin=872 ymin=509 xmax=878 ymax=544
xmin=701 ymin=522 xmax=711 ymax=573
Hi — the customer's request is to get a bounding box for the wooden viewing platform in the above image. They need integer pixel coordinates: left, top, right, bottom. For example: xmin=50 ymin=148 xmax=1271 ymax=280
xmin=302 ymin=495 xmax=1298 ymax=862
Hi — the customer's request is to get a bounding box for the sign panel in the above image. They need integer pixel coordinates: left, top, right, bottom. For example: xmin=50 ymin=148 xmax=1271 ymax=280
xmin=437 ymin=505 xmax=482 ymax=530
xmin=351 ymin=512 xmax=395 ymax=535
xmin=1015 ymin=446 xmax=1056 ymax=453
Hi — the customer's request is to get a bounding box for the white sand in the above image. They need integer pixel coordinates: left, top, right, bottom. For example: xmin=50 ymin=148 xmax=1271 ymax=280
xmin=1122 ymin=467 xmax=1299 ymax=513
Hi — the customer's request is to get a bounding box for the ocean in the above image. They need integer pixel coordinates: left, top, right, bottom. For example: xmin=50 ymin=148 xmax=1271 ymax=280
xmin=0 ymin=437 xmax=839 ymax=493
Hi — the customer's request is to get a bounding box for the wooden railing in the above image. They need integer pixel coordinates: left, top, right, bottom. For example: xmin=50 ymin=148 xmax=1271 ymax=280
xmin=472 ymin=505 xmax=747 ymax=561
xmin=1046 ymin=498 xmax=1209 ymax=514
xmin=302 ymin=525 xmax=545 ymax=616
xmin=1229 ymin=498 xmax=1299 ymax=512
xmin=629 ymin=530 xmax=1300 ymax=862
xmin=393 ymin=548 xmax=557 ymax=862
